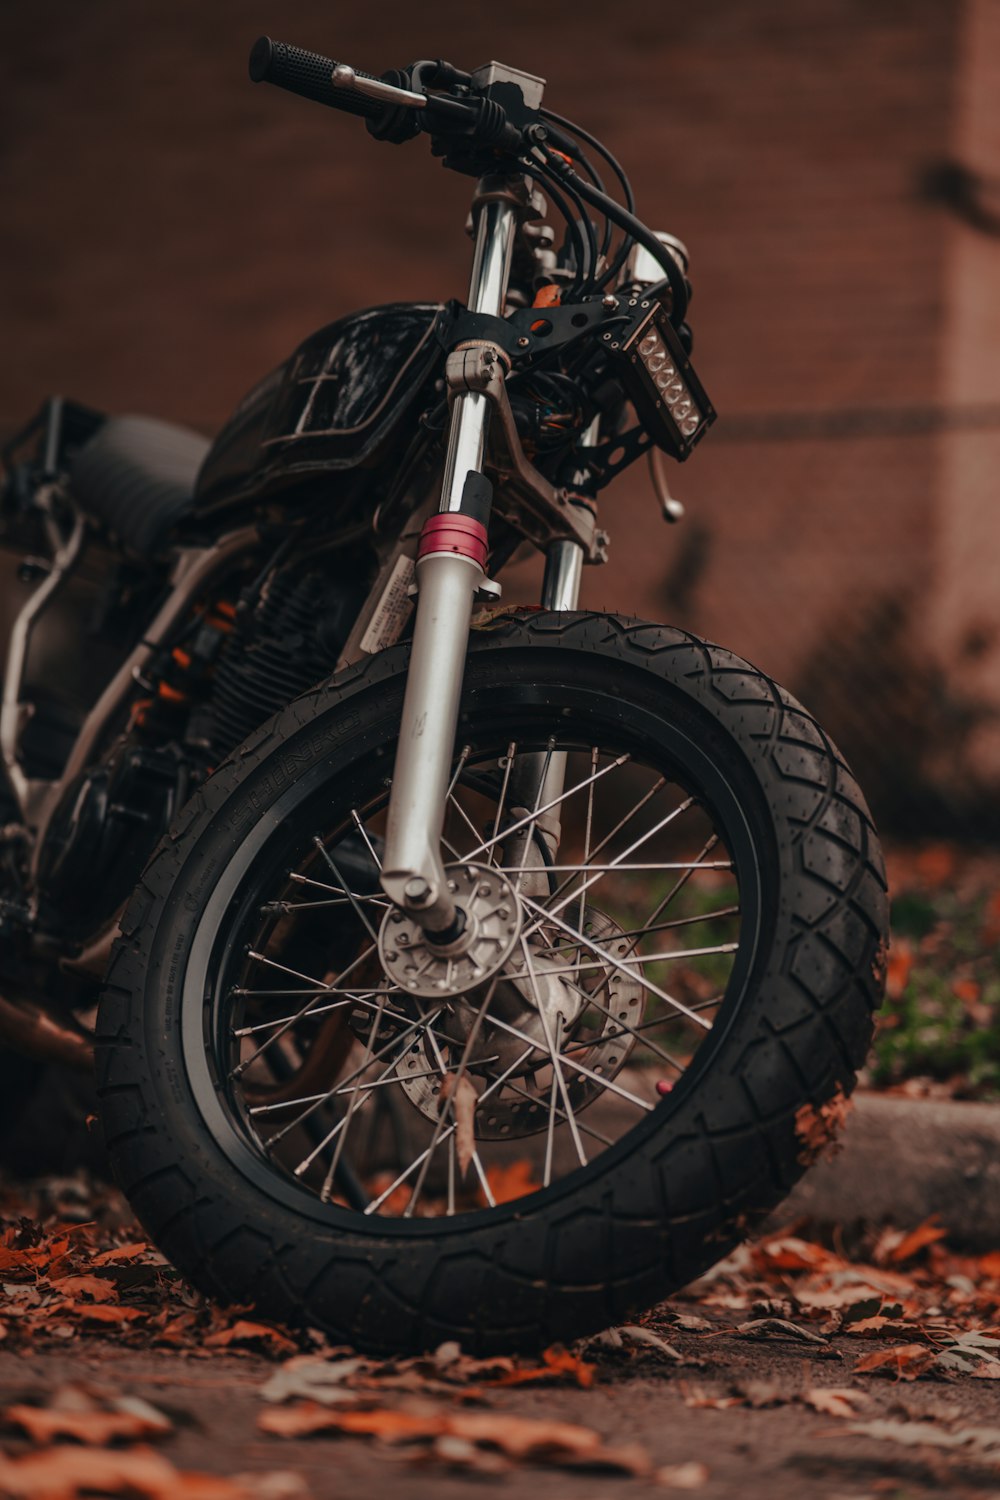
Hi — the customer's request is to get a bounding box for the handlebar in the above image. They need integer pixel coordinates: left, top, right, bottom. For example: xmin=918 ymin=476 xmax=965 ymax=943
xmin=247 ymin=35 xmax=689 ymax=318
xmin=248 ymin=37 xmax=384 ymax=120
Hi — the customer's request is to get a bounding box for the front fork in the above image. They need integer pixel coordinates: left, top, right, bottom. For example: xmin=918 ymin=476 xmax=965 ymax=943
xmin=379 ymin=190 xmax=588 ymax=933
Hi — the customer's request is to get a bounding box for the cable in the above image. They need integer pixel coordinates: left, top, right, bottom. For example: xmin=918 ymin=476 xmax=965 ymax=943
xmin=538 ymin=149 xmax=689 ymax=321
xmin=519 ymin=158 xmax=591 ymax=298
xmin=540 ymin=109 xmax=637 ymax=285
xmin=536 ymin=162 xmax=600 ymax=293
xmin=541 ymin=108 xmax=636 ymax=213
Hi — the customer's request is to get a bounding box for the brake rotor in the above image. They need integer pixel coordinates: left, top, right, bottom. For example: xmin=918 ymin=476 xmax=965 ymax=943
xmin=397 ymin=906 xmax=645 ymax=1138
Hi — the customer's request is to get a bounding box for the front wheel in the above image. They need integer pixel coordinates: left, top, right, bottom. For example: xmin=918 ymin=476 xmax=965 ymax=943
xmin=97 ymin=613 xmax=888 ymax=1354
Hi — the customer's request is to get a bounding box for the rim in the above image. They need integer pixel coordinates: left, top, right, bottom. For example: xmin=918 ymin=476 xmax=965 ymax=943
xmin=181 ymin=683 xmax=766 ymax=1231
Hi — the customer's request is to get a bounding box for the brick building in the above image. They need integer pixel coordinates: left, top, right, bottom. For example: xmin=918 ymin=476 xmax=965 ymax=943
xmin=2 ymin=0 xmax=999 ymax=834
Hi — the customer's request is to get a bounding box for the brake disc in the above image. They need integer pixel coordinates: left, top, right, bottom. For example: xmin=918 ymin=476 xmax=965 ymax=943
xmin=396 ymin=907 xmax=644 ymax=1138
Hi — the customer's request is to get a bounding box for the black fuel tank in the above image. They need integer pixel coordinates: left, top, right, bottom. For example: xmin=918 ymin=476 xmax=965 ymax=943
xmin=195 ymin=301 xmax=448 ymax=512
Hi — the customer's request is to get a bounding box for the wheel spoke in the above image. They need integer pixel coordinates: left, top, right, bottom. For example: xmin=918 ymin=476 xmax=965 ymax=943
xmin=549 ymin=772 xmax=668 ymax=908
xmin=265 ymin=1003 xmax=442 ymax=1150
xmin=230 ymin=943 xmax=387 ymax=1078
xmin=363 ymin=1042 xmax=535 ymax=1216
xmin=317 ymin=993 xmax=387 ymax=1201
xmin=313 ymin=836 xmax=381 ymax=946
xmin=220 ymin=718 xmax=745 ymax=1225
xmin=463 ymin=751 xmax=630 ymax=865
xmin=489 ymin=741 xmax=518 ymax=862
xmin=404 ymin=981 xmax=499 ymax=1217
xmin=577 ymin=746 xmax=599 ymax=934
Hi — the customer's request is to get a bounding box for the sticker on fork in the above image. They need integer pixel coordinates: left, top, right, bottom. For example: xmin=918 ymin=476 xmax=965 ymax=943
xmin=360 ymin=554 xmax=416 ymax=654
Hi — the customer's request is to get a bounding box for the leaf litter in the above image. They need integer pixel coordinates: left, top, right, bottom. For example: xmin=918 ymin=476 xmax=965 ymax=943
xmin=6 ymin=1167 xmax=1000 ymax=1486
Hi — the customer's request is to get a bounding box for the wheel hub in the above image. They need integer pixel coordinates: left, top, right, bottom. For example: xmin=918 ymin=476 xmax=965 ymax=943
xmin=397 ymin=906 xmax=645 ymax=1136
xmin=378 ymin=862 xmax=521 ymax=999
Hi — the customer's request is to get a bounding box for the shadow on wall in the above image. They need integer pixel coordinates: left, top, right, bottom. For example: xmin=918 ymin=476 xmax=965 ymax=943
xmin=794 ymin=593 xmax=1000 ymax=840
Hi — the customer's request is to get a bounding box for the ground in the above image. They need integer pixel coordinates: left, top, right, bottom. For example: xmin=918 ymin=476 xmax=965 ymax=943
xmin=5 ymin=1335 xmax=1000 ymax=1500
xmin=3 ymin=1175 xmax=1000 ymax=1499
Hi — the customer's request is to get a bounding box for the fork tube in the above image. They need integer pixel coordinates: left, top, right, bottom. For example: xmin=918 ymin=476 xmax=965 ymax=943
xmin=500 ymin=419 xmax=598 ymax=881
xmin=379 ymin=195 xmax=518 ymax=931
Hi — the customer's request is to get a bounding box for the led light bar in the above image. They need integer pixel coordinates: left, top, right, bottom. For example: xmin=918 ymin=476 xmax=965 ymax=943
xmin=614 ymin=306 xmax=716 ymax=461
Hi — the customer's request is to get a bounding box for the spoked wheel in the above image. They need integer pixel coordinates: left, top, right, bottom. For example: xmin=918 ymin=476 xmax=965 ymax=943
xmin=97 ymin=613 xmax=888 ymax=1354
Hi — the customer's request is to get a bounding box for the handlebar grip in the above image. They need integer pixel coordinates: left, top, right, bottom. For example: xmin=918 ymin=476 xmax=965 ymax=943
xmin=249 ymin=36 xmax=383 ymax=120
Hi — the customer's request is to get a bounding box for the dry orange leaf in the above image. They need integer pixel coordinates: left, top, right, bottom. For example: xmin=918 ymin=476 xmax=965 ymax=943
xmin=46 ymin=1274 xmax=117 ymax=1302
xmin=203 ymin=1319 xmax=297 ymax=1355
xmin=62 ymin=1302 xmax=144 ymax=1325
xmin=485 ymin=1159 xmax=538 ymax=1204
xmin=887 ymin=1219 xmax=948 ymax=1265
xmin=260 ymin=1400 xmax=647 ymax=1471
xmin=3 ymin=1402 xmax=171 ymax=1447
xmin=794 ymin=1085 xmax=852 ymax=1167
xmin=90 ymin=1242 xmax=152 ymax=1266
xmin=490 ymin=1345 xmax=596 ymax=1390
xmin=885 ymin=944 xmax=913 ymax=1000
xmin=260 ymin=1402 xmax=445 ymax=1441
xmin=754 ymin=1236 xmax=841 ymax=1273
xmin=0 ymin=1443 xmax=246 ymax=1499
xmin=853 ymin=1344 xmax=935 ymax=1379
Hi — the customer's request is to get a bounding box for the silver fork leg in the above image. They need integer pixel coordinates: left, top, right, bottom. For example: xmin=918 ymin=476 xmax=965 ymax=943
xmin=380 ymin=196 xmax=518 ymax=931
xmin=498 ymin=539 xmax=585 ymax=889
xmin=499 ymin=419 xmax=597 ymax=884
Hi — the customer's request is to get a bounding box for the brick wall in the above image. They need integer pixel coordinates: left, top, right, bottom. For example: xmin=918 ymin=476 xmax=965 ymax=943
xmin=3 ymin=0 xmax=995 ymax=833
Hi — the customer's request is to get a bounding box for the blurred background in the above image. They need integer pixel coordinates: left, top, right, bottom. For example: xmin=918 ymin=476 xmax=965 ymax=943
xmin=3 ymin=0 xmax=1000 ymax=840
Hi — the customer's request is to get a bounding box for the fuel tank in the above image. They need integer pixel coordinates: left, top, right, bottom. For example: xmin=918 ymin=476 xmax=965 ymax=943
xmin=194 ymin=301 xmax=449 ymax=518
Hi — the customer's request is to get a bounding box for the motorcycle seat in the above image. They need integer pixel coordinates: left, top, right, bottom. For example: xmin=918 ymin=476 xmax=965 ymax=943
xmin=69 ymin=414 xmax=210 ymax=557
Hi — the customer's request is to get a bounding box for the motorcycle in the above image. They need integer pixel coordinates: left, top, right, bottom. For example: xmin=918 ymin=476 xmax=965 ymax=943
xmin=0 ymin=36 xmax=889 ymax=1353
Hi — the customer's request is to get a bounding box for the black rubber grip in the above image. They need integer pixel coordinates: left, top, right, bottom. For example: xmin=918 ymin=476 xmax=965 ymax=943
xmin=249 ymin=36 xmax=383 ymax=119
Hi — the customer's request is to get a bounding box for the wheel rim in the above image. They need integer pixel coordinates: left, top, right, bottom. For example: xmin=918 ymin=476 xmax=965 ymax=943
xmin=181 ymin=678 xmax=767 ymax=1232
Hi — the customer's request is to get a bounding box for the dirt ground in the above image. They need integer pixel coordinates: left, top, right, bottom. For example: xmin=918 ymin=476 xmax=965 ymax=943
xmin=4 ymin=1319 xmax=1000 ymax=1499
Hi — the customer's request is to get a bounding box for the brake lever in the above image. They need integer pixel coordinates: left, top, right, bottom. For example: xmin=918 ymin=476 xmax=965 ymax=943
xmin=330 ymin=65 xmax=428 ymax=111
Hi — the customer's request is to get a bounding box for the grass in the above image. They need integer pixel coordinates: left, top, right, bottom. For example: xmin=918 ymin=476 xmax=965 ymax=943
xmin=869 ymin=846 xmax=1000 ymax=1099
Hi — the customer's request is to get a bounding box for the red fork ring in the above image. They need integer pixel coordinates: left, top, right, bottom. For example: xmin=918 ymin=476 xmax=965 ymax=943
xmin=417 ymin=512 xmax=489 ymax=570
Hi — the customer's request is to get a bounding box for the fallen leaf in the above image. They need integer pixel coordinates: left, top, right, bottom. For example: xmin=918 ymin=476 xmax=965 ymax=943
xmin=259 ymin=1356 xmax=369 ymax=1405
xmin=885 ymin=943 xmax=913 ymax=1000
xmin=804 ymin=1387 xmax=868 ymax=1418
xmin=3 ymin=1399 xmax=172 ymax=1447
xmin=845 ymin=1417 xmax=1000 ymax=1460
xmin=794 ymin=1085 xmax=852 ymax=1167
xmin=588 ymin=1326 xmax=683 ymax=1361
xmin=853 ymin=1344 xmax=936 ymax=1379
xmin=735 ymin=1318 xmax=827 ymax=1345
xmin=45 ymin=1274 xmax=117 ymax=1302
xmin=754 ymin=1236 xmax=841 ymax=1274
xmin=62 ymin=1302 xmax=144 ymax=1325
xmin=682 ymin=1388 xmax=744 ymax=1410
xmin=655 ymin=1460 xmax=710 ymax=1489
xmin=490 ymin=1345 xmax=596 ymax=1388
xmin=885 ymin=1218 xmax=948 ymax=1265
xmin=484 ymin=1159 xmax=538 ymax=1204
xmin=0 ymin=1442 xmax=248 ymax=1498
xmin=439 ymin=1073 xmax=478 ymax=1177
xmin=203 ymin=1319 xmax=297 ymax=1356
xmin=90 ymin=1242 xmax=154 ymax=1266
xmin=260 ymin=1400 xmax=648 ymax=1473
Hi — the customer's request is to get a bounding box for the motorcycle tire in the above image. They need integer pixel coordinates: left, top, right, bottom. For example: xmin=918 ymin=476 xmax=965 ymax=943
xmin=96 ymin=611 xmax=888 ymax=1354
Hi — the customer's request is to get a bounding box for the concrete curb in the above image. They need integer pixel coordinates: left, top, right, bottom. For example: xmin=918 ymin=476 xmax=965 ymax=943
xmin=766 ymin=1092 xmax=1000 ymax=1250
